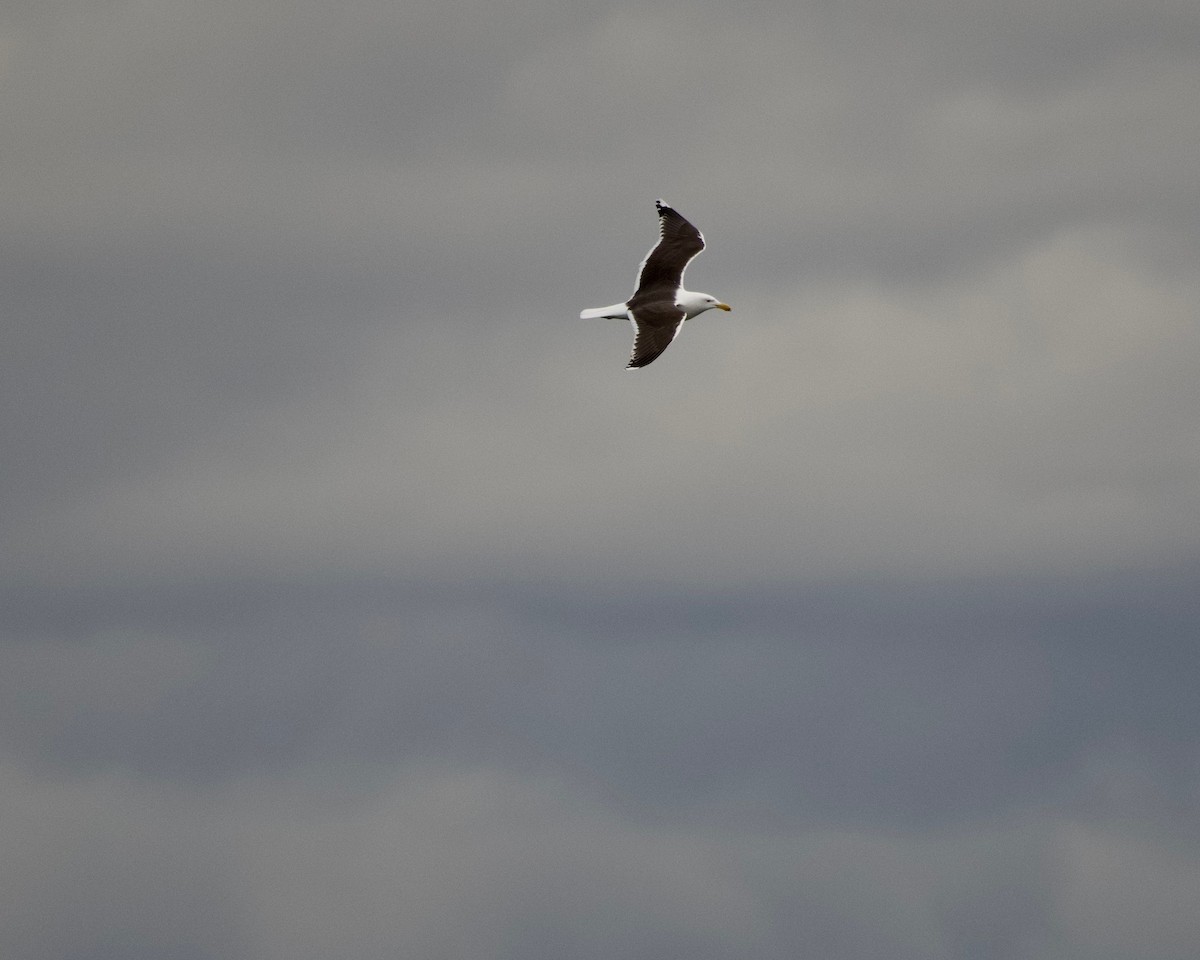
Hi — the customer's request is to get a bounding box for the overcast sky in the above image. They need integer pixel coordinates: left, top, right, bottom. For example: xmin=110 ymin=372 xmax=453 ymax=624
xmin=3 ymin=1 xmax=1199 ymax=957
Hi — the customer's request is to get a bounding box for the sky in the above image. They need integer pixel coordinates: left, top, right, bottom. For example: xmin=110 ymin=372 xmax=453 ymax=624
xmin=2 ymin=0 xmax=1199 ymax=957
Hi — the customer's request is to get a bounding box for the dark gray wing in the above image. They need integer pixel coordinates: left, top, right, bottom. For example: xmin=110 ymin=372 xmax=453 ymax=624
xmin=631 ymin=200 xmax=705 ymax=302
xmin=627 ymin=302 xmax=686 ymax=369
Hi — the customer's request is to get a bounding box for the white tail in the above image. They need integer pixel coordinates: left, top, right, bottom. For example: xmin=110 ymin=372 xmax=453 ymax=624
xmin=580 ymin=302 xmax=629 ymax=320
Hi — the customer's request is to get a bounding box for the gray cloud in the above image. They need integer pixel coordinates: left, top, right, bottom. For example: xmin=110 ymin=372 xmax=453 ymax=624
xmin=3 ymin=754 xmax=1198 ymax=960
xmin=2 ymin=0 xmax=1199 ymax=956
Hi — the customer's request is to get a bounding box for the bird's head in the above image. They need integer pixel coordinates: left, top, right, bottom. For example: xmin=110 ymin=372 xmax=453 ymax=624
xmin=684 ymin=292 xmax=732 ymax=317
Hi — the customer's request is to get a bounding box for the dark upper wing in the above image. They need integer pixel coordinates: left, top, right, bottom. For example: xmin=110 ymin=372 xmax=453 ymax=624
xmin=627 ymin=302 xmax=686 ymax=369
xmin=631 ymin=200 xmax=705 ymax=301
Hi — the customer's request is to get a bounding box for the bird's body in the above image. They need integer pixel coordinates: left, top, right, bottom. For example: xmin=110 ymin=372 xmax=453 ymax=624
xmin=580 ymin=200 xmax=730 ymax=368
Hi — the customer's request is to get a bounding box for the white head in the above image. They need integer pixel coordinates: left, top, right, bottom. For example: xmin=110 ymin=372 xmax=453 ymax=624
xmin=678 ymin=290 xmax=732 ymax=319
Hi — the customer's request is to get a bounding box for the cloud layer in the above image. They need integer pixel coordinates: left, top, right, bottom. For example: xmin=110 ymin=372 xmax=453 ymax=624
xmin=2 ymin=0 xmax=1199 ymax=957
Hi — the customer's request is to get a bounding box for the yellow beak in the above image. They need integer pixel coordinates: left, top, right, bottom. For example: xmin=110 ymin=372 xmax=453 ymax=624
xmin=715 ymin=303 xmax=731 ymax=311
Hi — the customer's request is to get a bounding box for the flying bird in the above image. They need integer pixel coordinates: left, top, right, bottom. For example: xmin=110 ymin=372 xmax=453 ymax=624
xmin=580 ymin=200 xmax=731 ymax=368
